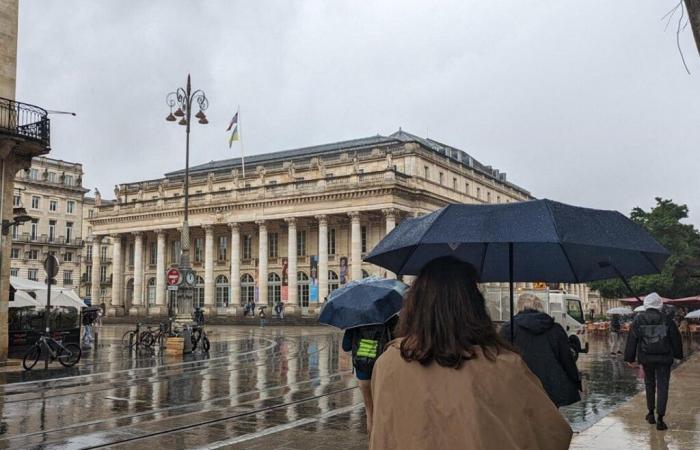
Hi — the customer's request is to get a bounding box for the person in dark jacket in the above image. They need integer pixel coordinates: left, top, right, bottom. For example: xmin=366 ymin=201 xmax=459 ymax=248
xmin=624 ymin=293 xmax=683 ymax=431
xmin=500 ymin=293 xmax=581 ymax=407
xmin=609 ymin=314 xmax=623 ymax=355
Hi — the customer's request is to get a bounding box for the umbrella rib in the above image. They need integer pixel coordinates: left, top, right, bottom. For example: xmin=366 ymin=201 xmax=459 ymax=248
xmin=641 ymin=251 xmax=662 ymax=273
xmin=543 ymin=201 xmax=580 ymax=284
xmin=559 ymin=243 xmax=580 ymax=284
xmin=479 ymin=242 xmax=489 ymax=279
xmin=396 ymin=206 xmax=452 ymax=275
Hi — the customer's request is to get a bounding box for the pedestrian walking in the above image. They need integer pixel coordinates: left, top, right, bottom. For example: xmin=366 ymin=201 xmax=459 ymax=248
xmin=342 ymin=314 xmax=398 ymax=436
xmin=370 ymin=257 xmax=572 ymax=450
xmin=258 ymin=305 xmax=267 ymax=327
xmin=624 ymin=292 xmax=683 ymax=431
xmin=274 ymin=300 xmax=284 ymax=319
xmin=81 ymin=308 xmax=98 ymax=348
xmin=610 ymin=313 xmax=623 ymax=355
xmin=500 ymin=293 xmax=582 ymax=407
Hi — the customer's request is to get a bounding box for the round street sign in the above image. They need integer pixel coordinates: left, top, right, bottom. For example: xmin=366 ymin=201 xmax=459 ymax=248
xmin=43 ymin=254 xmax=59 ymax=279
xmin=166 ymin=268 xmax=181 ymax=286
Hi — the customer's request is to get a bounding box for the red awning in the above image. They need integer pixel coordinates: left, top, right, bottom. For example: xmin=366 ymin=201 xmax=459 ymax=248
xmin=665 ymin=296 xmax=700 ymax=307
xmin=619 ymin=295 xmax=672 ymax=305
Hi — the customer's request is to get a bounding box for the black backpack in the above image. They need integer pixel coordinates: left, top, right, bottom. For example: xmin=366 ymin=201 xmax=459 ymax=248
xmin=639 ymin=324 xmax=671 ymax=355
xmin=351 ymin=325 xmax=393 ymax=373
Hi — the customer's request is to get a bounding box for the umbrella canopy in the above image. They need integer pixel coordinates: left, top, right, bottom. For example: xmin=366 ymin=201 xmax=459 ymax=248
xmin=10 ymin=290 xmax=40 ymax=308
xmin=685 ymin=310 xmax=700 ymax=320
xmin=365 ymin=199 xmax=669 ymax=281
xmin=319 ymin=278 xmax=407 ymax=330
xmin=607 ymin=307 xmax=634 ymax=315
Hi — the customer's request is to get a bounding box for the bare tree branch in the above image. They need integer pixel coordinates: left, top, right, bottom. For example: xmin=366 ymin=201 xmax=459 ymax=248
xmin=677 ymin=1 xmax=692 ymax=74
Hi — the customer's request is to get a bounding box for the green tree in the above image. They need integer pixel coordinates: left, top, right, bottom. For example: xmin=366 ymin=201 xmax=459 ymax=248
xmin=589 ymin=198 xmax=700 ymax=299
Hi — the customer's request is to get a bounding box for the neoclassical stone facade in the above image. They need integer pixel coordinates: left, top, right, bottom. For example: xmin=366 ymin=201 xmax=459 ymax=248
xmin=91 ymin=130 xmax=537 ymax=317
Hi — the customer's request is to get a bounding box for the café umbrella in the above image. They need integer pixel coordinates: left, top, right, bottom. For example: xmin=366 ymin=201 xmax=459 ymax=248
xmin=318 ymin=277 xmax=407 ymax=330
xmin=365 ymin=199 xmax=669 ymax=341
xmin=607 ymin=306 xmax=634 ymax=315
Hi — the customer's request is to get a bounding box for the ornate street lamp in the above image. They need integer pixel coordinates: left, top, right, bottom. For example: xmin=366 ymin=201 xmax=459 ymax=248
xmin=165 ymin=75 xmax=208 ymax=326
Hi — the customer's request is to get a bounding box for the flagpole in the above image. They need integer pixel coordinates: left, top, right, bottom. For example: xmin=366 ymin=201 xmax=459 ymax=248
xmin=239 ymin=105 xmax=246 ymax=180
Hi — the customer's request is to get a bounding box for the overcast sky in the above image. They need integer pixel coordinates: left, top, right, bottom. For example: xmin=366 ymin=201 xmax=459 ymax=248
xmin=15 ymin=0 xmax=700 ymax=225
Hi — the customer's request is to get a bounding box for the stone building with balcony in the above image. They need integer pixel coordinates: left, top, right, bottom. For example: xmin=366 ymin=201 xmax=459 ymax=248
xmin=89 ymin=129 xmax=572 ymax=318
xmin=9 ymin=157 xmax=88 ymax=288
xmin=80 ymin=191 xmax=114 ymax=305
xmin=0 ymin=0 xmax=52 ymax=359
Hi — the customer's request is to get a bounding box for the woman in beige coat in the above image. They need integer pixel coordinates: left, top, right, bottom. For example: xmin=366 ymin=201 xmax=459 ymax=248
xmin=370 ymin=257 xmax=572 ymax=450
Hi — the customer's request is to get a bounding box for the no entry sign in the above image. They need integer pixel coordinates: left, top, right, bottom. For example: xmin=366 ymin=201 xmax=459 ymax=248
xmin=166 ymin=268 xmax=181 ymax=286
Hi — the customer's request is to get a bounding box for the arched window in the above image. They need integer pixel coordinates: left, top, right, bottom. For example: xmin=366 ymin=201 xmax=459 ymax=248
xmin=297 ymin=271 xmax=310 ymax=307
xmin=362 ymin=269 xmax=370 ymax=279
xmin=268 ymin=272 xmax=281 ymax=306
xmin=216 ymin=275 xmax=229 ymax=308
xmin=328 ymin=270 xmax=339 ymax=294
xmin=147 ymin=277 xmax=156 ymax=306
xmin=241 ymin=273 xmax=255 ymax=305
xmin=194 ymin=276 xmax=205 ymax=309
xmin=125 ymin=278 xmax=134 ymax=307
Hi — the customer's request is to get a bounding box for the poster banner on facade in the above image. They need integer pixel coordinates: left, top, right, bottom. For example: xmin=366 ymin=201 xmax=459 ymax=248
xmin=339 ymin=256 xmax=348 ymax=284
xmin=310 ymin=255 xmax=319 ymax=301
xmin=282 ymin=258 xmax=289 ymax=286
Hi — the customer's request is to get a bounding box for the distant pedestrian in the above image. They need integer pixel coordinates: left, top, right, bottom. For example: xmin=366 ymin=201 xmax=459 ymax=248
xmin=610 ymin=314 xmax=623 ymax=355
xmin=500 ymin=293 xmax=582 ymax=407
xmin=82 ymin=308 xmax=98 ymax=348
xmin=258 ymin=305 xmax=267 ymax=327
xmin=624 ymin=293 xmax=683 ymax=431
xmin=274 ymin=300 xmax=284 ymax=319
xmin=342 ymin=315 xmax=398 ymax=436
xmin=370 ymin=257 xmax=572 ymax=450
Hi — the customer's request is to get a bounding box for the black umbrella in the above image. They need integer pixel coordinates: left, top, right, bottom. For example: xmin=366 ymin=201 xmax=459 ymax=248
xmin=365 ymin=199 xmax=669 ymax=341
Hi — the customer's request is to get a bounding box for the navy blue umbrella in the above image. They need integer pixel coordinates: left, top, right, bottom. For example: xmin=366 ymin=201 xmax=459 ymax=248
xmin=364 ymin=199 xmax=669 ymax=340
xmin=319 ymin=277 xmax=407 ymax=330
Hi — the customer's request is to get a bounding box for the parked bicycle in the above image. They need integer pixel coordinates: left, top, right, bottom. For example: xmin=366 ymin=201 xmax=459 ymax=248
xmin=191 ymin=325 xmax=211 ymax=352
xmin=23 ymin=332 xmax=82 ymax=370
xmin=141 ymin=323 xmax=168 ymax=349
xmin=121 ymin=323 xmax=146 ymax=349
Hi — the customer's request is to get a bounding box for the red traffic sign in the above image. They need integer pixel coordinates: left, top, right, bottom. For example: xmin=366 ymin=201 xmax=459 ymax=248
xmin=166 ymin=268 xmax=181 ymax=286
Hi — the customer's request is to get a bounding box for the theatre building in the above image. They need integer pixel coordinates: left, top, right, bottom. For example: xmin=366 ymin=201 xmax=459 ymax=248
xmin=90 ymin=130 xmax=540 ymax=317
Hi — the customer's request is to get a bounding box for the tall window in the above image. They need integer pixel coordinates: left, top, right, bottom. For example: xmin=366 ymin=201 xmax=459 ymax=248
xmin=31 ymin=196 xmax=40 ymax=209
xmin=64 ymin=175 xmax=74 ymax=186
xmin=86 ymin=245 xmax=93 ymax=261
xmin=268 ymin=232 xmax=278 ymax=258
xmin=30 ymin=219 xmax=38 ymax=240
xmin=476 ymin=187 xmax=481 ymax=199
xmin=361 ymin=225 xmax=368 ymax=253
xmin=149 ymin=241 xmax=157 ymax=265
xmin=194 ymin=237 xmax=203 ymax=263
xmin=194 ymin=276 xmax=205 ymax=308
xmin=218 ymin=236 xmax=228 ymax=261
xmin=328 ymin=270 xmax=339 ymax=293
xmin=11 ymin=223 xmax=18 ymax=239
xmin=13 ymin=194 xmax=20 ymax=207
xmin=170 ymin=240 xmax=181 ymax=264
xmin=48 ymin=220 xmax=56 ymax=242
xmin=63 ymin=270 xmax=73 ymax=286
xmin=296 ymin=230 xmax=307 ymax=257
xmin=100 ymin=265 xmax=107 ymax=283
xmin=439 ymin=172 xmax=444 ymax=185
xmin=65 ymin=222 xmax=73 ymax=243
xmin=86 ymin=267 xmax=92 ymax=283
xmin=66 ymin=200 xmax=75 ymax=214
xmin=28 ymin=250 xmax=38 ymax=260
xmin=49 ymin=200 xmax=57 ymax=212
xmin=28 ymin=269 xmax=38 ymax=281
xmin=216 ymin=275 xmax=229 ymax=308
xmin=64 ymin=252 xmax=73 ymax=262
xmin=47 ymin=171 xmax=56 ymax=182
xmin=465 ymin=182 xmax=470 ymax=195
xmin=101 ymin=245 xmax=108 ymax=260
xmin=29 ymin=168 xmax=38 ymax=180
xmin=129 ymin=242 xmax=135 ymax=266
xmin=297 ymin=272 xmax=310 ymax=307
xmin=328 ymin=228 xmax=336 ymax=255
xmin=423 ymin=166 xmax=429 ymax=179
xmin=267 ymin=273 xmax=281 ymax=305
xmin=242 ymin=235 xmax=252 ymax=260
xmin=147 ymin=278 xmax=156 ymax=306
xmin=240 ymin=273 xmax=254 ymax=305
xmin=10 ymin=248 xmax=19 ymax=259
xmin=10 ymin=268 xmax=18 ymax=277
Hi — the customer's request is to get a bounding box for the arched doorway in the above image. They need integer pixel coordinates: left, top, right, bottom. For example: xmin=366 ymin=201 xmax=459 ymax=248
xmin=194 ymin=276 xmax=205 ymax=309
xmin=298 ymin=271 xmax=310 ymax=307
xmin=328 ymin=270 xmax=339 ymax=295
xmin=241 ymin=273 xmax=255 ymax=305
xmin=125 ymin=278 xmax=134 ymax=311
xmin=216 ymin=275 xmax=229 ymax=308
xmin=268 ymin=272 xmax=281 ymax=306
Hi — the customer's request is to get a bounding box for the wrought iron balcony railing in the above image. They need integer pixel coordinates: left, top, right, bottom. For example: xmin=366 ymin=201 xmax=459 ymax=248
xmin=0 ymin=97 xmax=50 ymax=147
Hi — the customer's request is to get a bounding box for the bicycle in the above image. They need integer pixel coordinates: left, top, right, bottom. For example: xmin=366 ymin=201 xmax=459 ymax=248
xmin=141 ymin=323 xmax=168 ymax=349
xmin=23 ymin=333 xmax=82 ymax=370
xmin=121 ymin=323 xmax=146 ymax=349
xmin=190 ymin=325 xmax=210 ymax=353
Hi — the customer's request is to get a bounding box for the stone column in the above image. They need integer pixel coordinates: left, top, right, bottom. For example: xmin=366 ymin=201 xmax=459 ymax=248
xmin=130 ymin=232 xmax=144 ymax=315
xmin=317 ymin=215 xmax=329 ymax=302
xmin=155 ymin=229 xmax=166 ymax=313
xmin=257 ymin=220 xmax=268 ymax=306
xmin=90 ymin=237 xmax=101 ymax=302
xmin=110 ymin=234 xmax=123 ymax=316
xmin=229 ymin=223 xmax=240 ymax=313
xmin=382 ymin=209 xmax=397 ymax=279
xmin=286 ymin=218 xmax=298 ymax=308
xmin=203 ymin=224 xmax=215 ymax=312
xmin=349 ymin=212 xmax=362 ymax=281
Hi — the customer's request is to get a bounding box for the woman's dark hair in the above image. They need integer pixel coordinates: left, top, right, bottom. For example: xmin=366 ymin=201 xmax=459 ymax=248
xmin=398 ymin=256 xmax=512 ymax=368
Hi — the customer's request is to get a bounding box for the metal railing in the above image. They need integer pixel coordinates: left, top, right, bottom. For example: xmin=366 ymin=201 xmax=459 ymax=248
xmin=0 ymin=97 xmax=50 ymax=147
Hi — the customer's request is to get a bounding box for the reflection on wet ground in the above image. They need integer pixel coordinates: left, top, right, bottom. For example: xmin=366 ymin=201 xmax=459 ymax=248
xmin=0 ymin=326 xmax=695 ymax=449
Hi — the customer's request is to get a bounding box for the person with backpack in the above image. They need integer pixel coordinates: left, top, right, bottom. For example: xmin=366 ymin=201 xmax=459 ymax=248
xmin=624 ymin=292 xmax=683 ymax=431
xmin=342 ymin=315 xmax=398 ymax=435
xmin=609 ymin=313 xmax=623 ymax=355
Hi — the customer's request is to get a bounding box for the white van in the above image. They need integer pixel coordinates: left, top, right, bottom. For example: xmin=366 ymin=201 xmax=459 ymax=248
xmin=483 ymin=287 xmax=589 ymax=360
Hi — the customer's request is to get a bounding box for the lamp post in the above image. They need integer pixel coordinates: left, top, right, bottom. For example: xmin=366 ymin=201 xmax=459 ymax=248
xmin=165 ymin=75 xmax=208 ymax=323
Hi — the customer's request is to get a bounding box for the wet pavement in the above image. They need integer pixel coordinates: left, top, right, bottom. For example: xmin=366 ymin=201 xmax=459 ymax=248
xmin=0 ymin=326 xmax=696 ymax=449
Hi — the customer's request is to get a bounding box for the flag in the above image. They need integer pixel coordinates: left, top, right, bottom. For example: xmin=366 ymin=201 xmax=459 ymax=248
xmin=226 ymin=112 xmax=238 ymax=131
xmin=228 ymin=124 xmax=239 ymax=148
